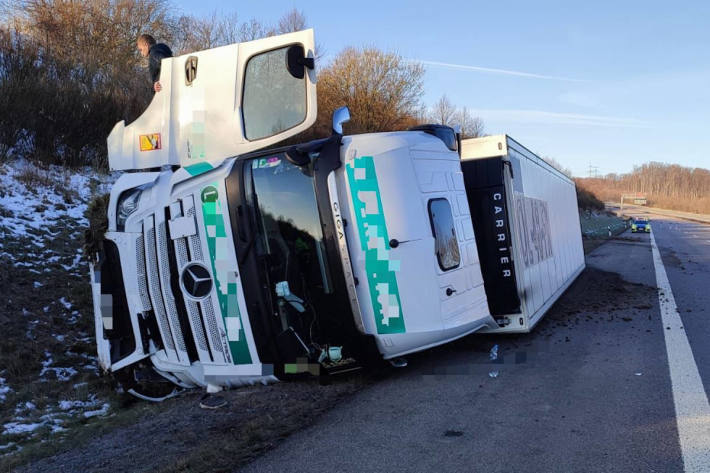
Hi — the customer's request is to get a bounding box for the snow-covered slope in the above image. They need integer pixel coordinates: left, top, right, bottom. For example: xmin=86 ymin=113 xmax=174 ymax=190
xmin=0 ymin=160 xmax=117 ymax=456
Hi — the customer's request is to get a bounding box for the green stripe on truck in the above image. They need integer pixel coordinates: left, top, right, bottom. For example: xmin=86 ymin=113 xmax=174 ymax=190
xmin=200 ymin=182 xmax=252 ymax=364
xmin=346 ymin=156 xmax=406 ymax=334
xmin=185 ymin=162 xmax=213 ymax=176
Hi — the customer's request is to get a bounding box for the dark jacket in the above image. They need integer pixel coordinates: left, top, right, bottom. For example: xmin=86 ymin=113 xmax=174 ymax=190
xmin=148 ymin=43 xmax=173 ymax=83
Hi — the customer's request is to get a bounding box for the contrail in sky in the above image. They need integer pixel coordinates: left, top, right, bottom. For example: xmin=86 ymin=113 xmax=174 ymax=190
xmin=415 ymin=59 xmax=588 ymax=82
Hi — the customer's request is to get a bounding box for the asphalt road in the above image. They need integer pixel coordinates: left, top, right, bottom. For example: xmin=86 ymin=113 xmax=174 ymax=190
xmin=239 ymin=214 xmax=710 ymax=473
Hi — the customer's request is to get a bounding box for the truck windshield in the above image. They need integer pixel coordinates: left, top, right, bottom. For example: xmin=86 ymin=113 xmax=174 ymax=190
xmin=245 ymin=155 xmax=332 ymax=311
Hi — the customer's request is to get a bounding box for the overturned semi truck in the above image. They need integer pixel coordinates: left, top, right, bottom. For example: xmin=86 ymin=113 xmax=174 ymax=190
xmin=90 ymin=29 xmax=584 ymax=399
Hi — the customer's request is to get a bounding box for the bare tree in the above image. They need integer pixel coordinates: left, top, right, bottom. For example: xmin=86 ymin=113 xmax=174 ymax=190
xmin=543 ymin=156 xmax=572 ymax=178
xmin=427 ymin=95 xmax=484 ymax=138
xmin=175 ymin=11 xmax=244 ymax=53
xmin=273 ymin=9 xmax=324 ymax=61
xmin=215 ymin=11 xmax=242 ymax=45
xmin=175 ymin=12 xmax=219 ymax=52
xmin=276 ymin=8 xmax=306 ymax=34
xmin=7 ymin=0 xmax=176 ymax=73
xmin=238 ymin=17 xmax=267 ymax=42
xmin=314 ymin=46 xmax=425 ymax=136
xmin=429 ymin=94 xmax=457 ymax=127
xmin=577 ymin=162 xmax=710 ymax=214
xmin=456 ymin=106 xmax=484 ymax=138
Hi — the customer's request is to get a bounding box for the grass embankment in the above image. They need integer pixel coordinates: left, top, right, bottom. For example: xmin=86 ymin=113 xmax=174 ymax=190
xmin=0 ymin=161 xmax=124 ymax=469
xmin=576 ymin=183 xmax=628 ymax=254
xmin=579 ymin=211 xmax=628 ymax=254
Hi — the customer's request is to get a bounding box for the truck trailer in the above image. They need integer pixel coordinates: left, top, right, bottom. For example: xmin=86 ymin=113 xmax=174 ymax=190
xmin=460 ymin=135 xmax=585 ymax=332
xmin=90 ymin=29 xmax=584 ymax=399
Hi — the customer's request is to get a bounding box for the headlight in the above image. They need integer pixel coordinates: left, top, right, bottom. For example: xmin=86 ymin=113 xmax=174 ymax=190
xmin=116 ymin=188 xmax=143 ymax=231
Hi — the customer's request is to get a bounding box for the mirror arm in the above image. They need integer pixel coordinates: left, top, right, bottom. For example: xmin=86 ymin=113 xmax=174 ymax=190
xmin=299 ymin=57 xmax=315 ymax=70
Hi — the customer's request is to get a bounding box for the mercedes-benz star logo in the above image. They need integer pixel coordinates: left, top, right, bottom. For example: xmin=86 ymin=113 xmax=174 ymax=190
xmin=180 ymin=263 xmax=213 ymax=300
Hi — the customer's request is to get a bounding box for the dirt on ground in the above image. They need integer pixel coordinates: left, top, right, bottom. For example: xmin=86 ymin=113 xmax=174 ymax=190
xmin=542 ymin=267 xmax=656 ymax=326
xmin=12 ymin=374 xmax=371 ymax=473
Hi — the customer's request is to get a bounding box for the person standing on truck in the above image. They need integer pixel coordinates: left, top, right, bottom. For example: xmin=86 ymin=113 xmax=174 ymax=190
xmin=136 ymin=34 xmax=173 ymax=93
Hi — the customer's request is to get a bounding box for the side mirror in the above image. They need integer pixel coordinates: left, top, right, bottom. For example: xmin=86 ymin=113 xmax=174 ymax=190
xmin=286 ymin=44 xmax=314 ymax=80
xmin=332 ymin=106 xmax=351 ymax=135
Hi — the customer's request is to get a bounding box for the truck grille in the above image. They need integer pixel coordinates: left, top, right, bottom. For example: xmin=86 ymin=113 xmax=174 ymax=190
xmin=137 ymin=195 xmax=228 ymax=366
xmin=144 ymin=222 xmax=178 ymax=355
xmin=135 ymin=236 xmax=152 ymax=312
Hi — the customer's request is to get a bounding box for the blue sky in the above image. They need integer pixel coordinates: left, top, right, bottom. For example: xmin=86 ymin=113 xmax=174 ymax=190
xmin=173 ymin=0 xmax=710 ymax=177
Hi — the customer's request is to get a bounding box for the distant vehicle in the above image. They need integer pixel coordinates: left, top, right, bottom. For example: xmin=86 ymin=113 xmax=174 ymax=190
xmin=631 ymin=217 xmax=651 ymax=233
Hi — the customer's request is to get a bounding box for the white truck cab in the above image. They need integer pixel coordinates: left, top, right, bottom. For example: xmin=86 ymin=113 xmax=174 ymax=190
xmin=91 ymin=30 xmax=583 ymax=399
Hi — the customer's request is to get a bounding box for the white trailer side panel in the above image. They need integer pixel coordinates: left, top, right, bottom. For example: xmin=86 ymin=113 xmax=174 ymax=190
xmin=506 ymin=138 xmax=584 ymax=331
xmin=460 ymin=135 xmax=584 ymax=333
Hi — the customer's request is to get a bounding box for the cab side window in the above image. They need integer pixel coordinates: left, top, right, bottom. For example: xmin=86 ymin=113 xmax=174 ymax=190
xmin=428 ymin=198 xmax=461 ymax=271
xmin=242 ymin=46 xmax=307 ymax=141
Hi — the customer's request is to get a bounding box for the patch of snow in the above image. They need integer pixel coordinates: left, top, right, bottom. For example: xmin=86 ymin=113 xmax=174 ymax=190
xmin=15 ymin=401 xmax=36 ymax=414
xmin=83 ymin=403 xmax=110 ymax=418
xmin=2 ymin=422 xmax=43 ymax=435
xmin=41 ymin=366 xmax=78 ymax=382
xmin=33 ymin=281 xmax=42 ymax=288
xmin=59 ymin=297 xmax=72 ymax=310
xmin=0 ymin=160 xmax=113 ymax=238
xmin=57 ymin=394 xmax=100 ymax=412
xmin=0 ymin=378 xmax=11 ymax=402
xmin=39 ymin=352 xmax=78 ymax=382
xmin=59 ymin=400 xmax=87 ymax=411
xmin=61 ymin=253 xmax=83 ymax=271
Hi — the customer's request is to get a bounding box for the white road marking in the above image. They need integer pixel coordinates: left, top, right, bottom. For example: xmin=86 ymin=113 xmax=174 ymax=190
xmin=650 ymin=231 xmax=710 ymax=472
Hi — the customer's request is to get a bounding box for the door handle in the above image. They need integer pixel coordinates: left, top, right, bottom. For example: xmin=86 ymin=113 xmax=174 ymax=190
xmin=185 ymin=56 xmax=198 ymax=85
